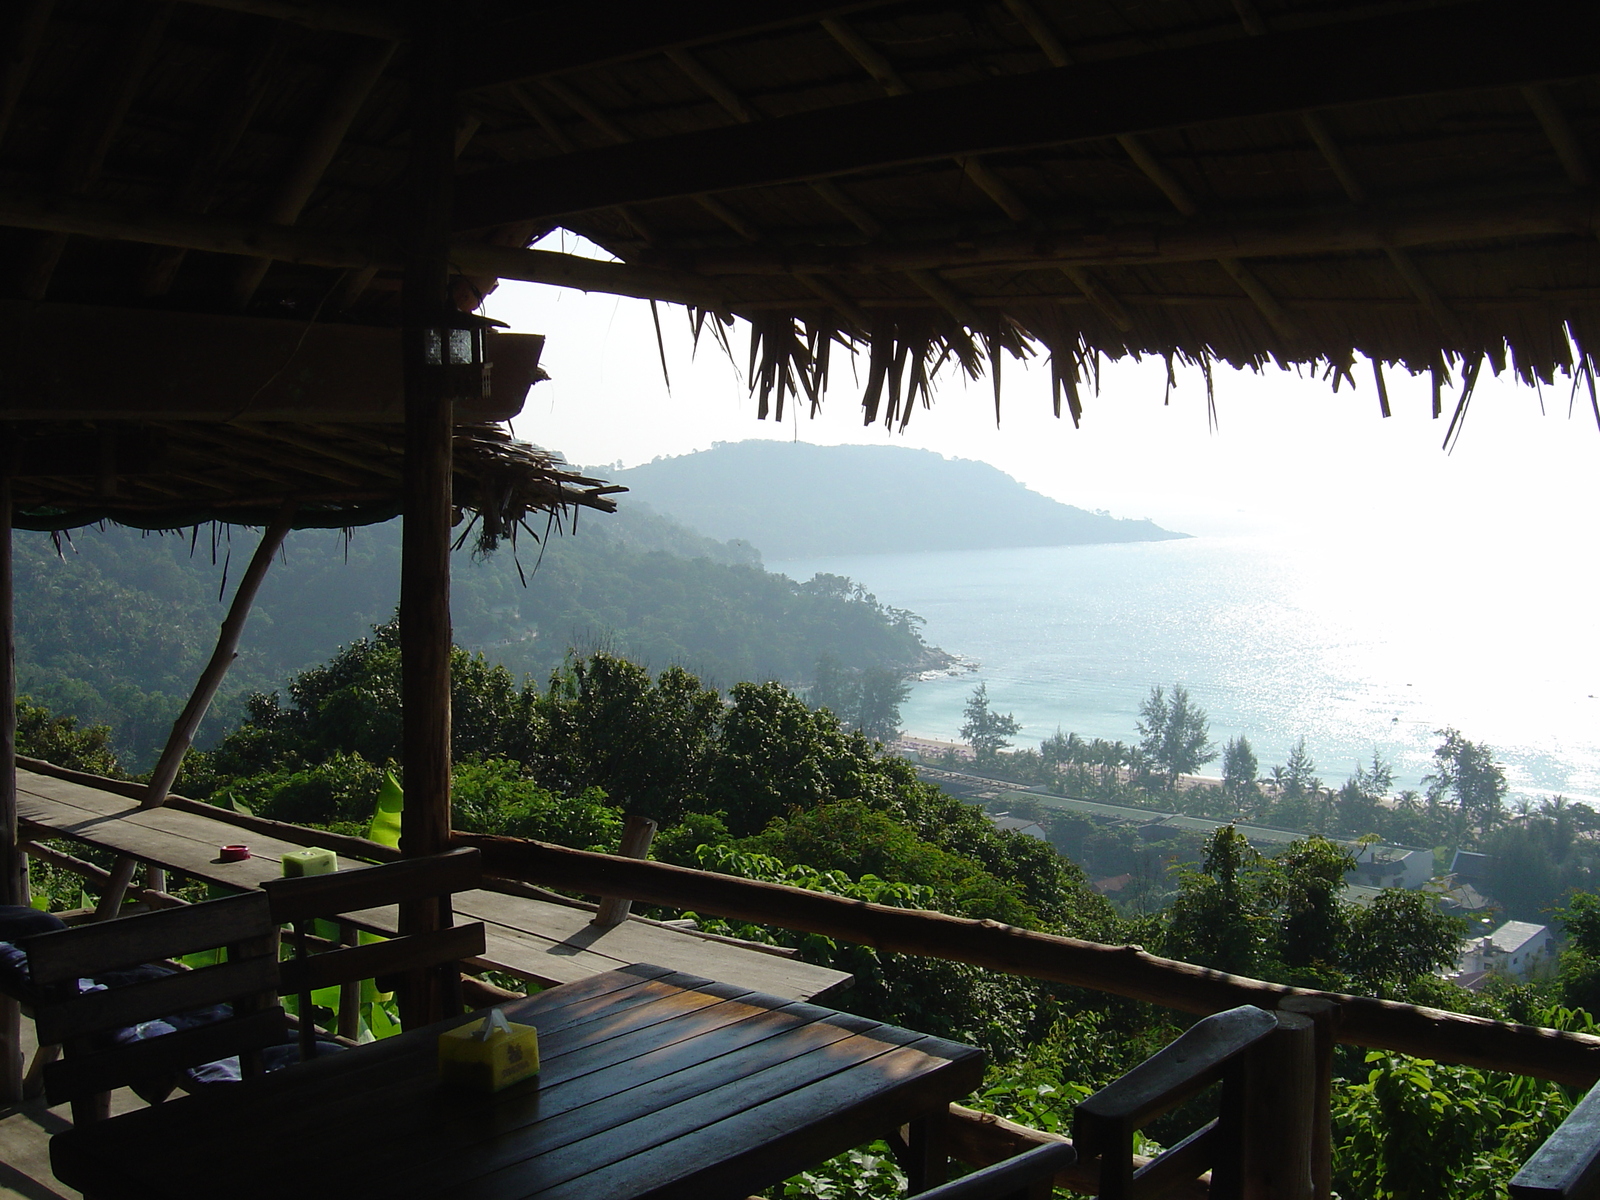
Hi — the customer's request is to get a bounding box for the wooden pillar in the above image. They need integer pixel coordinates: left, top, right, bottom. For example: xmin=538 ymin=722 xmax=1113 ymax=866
xmin=397 ymin=1 xmax=457 ymax=1028
xmin=1280 ymin=996 xmax=1341 ymax=1200
xmin=0 ymin=471 xmax=22 ymax=1104
xmin=0 ymin=476 xmax=19 ymax=908
xmin=1239 ymin=1011 xmax=1317 ymax=1200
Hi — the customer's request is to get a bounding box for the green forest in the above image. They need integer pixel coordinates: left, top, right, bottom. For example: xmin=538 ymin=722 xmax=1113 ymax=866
xmin=13 ymin=508 xmax=933 ymax=769
xmin=17 ymin=643 xmax=1600 ymax=1198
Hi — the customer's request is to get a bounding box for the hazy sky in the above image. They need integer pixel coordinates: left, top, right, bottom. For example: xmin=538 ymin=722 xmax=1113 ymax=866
xmin=483 ymin=268 xmax=1600 ymax=545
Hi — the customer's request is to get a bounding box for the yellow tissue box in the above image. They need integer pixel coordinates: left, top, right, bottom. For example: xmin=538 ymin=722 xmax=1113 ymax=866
xmin=281 ymin=847 xmax=339 ymax=877
xmin=438 ymin=1010 xmax=540 ymax=1093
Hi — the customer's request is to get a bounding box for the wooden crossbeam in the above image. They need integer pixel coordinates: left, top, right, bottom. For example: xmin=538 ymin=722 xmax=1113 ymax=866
xmin=459 ymin=1 xmax=893 ymax=91
xmin=0 ymin=301 xmax=543 ymax=422
xmin=452 ymin=0 xmax=1600 ymax=229
xmin=681 ymin=193 xmax=1597 ymax=276
xmin=0 ymin=191 xmax=726 ymax=306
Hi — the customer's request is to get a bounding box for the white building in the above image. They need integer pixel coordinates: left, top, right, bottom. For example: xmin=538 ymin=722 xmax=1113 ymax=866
xmin=1456 ymin=921 xmax=1554 ymax=981
xmin=1348 ymin=844 xmax=1434 ymax=891
xmin=988 ymin=814 xmax=1048 ymax=841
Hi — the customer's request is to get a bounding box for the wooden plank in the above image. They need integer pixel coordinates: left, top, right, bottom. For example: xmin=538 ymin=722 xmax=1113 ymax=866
xmin=263 ymin=849 xmax=481 ymax=923
xmin=22 ymin=892 xmax=272 ymax=985
xmin=36 ymin=956 xmax=280 ymax=1045
xmin=43 ymin=1009 xmax=287 ymax=1107
xmin=451 ymin=0 xmax=1600 ymax=229
xmin=15 ymin=772 xmax=848 ymax=1000
xmin=322 ymin=1021 xmax=936 ymax=1198
xmin=519 ymin=1039 xmax=984 ymax=1200
xmin=280 ymin=923 xmax=486 ymax=994
xmin=452 ymin=889 xmax=852 ymax=999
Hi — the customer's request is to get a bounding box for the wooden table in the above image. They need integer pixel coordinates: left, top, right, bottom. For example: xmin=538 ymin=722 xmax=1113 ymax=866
xmin=49 ymin=963 xmax=985 ymax=1200
xmin=16 ymin=768 xmax=851 ymax=1000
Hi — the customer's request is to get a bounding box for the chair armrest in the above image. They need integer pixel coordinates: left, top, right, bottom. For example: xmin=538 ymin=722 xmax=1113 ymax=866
xmin=914 ymin=1142 xmax=1079 ymax=1200
xmin=1512 ymin=1085 xmax=1600 ymax=1200
xmin=1073 ymin=1005 xmax=1278 ymax=1157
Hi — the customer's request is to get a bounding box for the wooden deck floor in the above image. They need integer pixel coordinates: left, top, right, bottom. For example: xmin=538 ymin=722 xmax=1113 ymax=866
xmin=0 ymin=1018 xmax=146 ymax=1200
xmin=15 ymin=768 xmax=851 ymax=1001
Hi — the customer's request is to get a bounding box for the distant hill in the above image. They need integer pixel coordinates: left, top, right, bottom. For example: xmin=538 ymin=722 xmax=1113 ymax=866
xmin=602 ymin=442 xmax=1186 ymax=558
xmin=12 ymin=496 xmax=923 ymax=768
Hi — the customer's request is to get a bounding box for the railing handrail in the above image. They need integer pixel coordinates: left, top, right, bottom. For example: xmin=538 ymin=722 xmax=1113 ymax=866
xmin=17 ymin=755 xmax=1599 ymax=1086
xmin=449 ymin=830 xmax=1600 ymax=1087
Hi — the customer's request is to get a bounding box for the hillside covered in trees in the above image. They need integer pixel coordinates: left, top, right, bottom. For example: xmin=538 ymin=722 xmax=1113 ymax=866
xmin=14 ymin=504 xmax=935 ymax=768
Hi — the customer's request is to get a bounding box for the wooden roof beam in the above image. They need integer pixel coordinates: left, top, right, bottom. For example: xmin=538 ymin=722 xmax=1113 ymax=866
xmin=0 ymin=190 xmax=727 ymax=307
xmin=18 ymin=2 xmax=174 ymax=300
xmin=681 ymin=192 xmax=1599 ymax=275
xmin=460 ymin=1 xmax=895 ymax=91
xmin=173 ymin=0 xmax=400 ymax=41
xmin=1301 ymin=111 xmax=1470 ymax=347
xmin=231 ymin=38 xmax=397 ymax=307
xmin=999 ymin=0 xmax=1132 ymax=330
xmin=452 ymin=0 xmax=1600 ymax=230
xmin=0 ymin=300 xmax=544 ymax=422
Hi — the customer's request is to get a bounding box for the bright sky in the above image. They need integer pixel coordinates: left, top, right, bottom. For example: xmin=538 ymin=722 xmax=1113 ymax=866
xmin=483 ymin=261 xmax=1600 ymax=546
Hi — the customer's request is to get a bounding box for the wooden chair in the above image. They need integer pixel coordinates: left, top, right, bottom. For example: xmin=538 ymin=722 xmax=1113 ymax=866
xmin=914 ymin=1143 xmax=1078 ymax=1200
xmin=260 ymin=847 xmax=487 ymax=1057
xmin=1510 ymin=1083 xmax=1600 ymax=1200
xmin=18 ymin=892 xmax=284 ymax=1125
xmin=1072 ymin=1005 xmax=1299 ymax=1200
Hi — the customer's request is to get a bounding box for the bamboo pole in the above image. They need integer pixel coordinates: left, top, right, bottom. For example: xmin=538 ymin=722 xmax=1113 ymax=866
xmin=0 ymin=471 xmax=20 ymax=1104
xmin=93 ymin=504 xmax=296 ymax=914
xmin=397 ymin=0 xmax=458 ymax=1029
xmin=452 ymin=832 xmax=1600 ymax=1085
xmin=145 ymin=502 xmax=297 ymax=810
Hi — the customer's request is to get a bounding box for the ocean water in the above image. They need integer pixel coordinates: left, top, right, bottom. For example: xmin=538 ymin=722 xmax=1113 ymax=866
xmin=769 ymin=536 xmax=1600 ymax=806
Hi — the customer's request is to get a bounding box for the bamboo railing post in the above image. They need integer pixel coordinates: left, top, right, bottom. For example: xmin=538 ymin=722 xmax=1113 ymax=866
xmin=396 ymin=0 xmax=458 ymax=1029
xmin=1280 ymin=996 xmax=1341 ymax=1200
xmin=95 ymin=503 xmax=296 ymax=917
xmin=592 ymin=816 xmax=658 ymax=927
xmin=1240 ymin=1011 xmax=1316 ymax=1200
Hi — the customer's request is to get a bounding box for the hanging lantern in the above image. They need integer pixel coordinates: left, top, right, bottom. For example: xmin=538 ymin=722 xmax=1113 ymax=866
xmin=416 ymin=313 xmax=507 ymax=400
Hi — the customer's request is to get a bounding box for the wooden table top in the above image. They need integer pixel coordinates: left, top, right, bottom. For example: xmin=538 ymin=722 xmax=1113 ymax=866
xmin=16 ymin=768 xmax=850 ymax=1000
xmin=50 ymin=963 xmax=985 ymax=1200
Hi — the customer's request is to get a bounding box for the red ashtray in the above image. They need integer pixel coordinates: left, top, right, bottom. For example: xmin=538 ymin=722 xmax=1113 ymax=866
xmin=219 ymin=845 xmax=251 ymax=862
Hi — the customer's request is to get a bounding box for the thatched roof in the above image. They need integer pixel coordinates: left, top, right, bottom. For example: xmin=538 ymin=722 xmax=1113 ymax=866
xmin=3 ymin=0 xmax=1598 ymax=436
xmin=6 ymin=420 xmax=621 ymax=543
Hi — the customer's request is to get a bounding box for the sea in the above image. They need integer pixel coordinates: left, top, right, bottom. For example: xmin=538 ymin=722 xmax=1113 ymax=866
xmin=769 ymin=534 xmax=1600 ymax=807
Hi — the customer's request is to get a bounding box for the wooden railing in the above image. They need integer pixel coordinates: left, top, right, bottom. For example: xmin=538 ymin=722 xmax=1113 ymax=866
xmin=448 ymin=831 xmax=1600 ymax=1086
xmin=14 ymin=757 xmax=1600 ymax=1197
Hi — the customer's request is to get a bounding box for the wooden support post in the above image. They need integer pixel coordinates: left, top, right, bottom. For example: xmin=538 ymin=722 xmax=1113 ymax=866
xmin=1240 ymin=1011 xmax=1316 ymax=1200
xmin=397 ymin=0 xmax=458 ymax=1030
xmin=592 ymin=816 xmax=658 ymax=927
xmin=1280 ymin=996 xmax=1340 ymax=1200
xmin=0 ymin=470 xmax=21 ymax=1105
xmin=144 ymin=503 xmax=297 ymax=810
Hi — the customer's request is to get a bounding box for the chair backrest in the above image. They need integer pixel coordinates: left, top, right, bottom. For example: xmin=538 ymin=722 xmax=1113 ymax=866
xmin=20 ymin=891 xmax=284 ymax=1117
xmin=915 ymin=1143 xmax=1078 ymax=1200
xmin=260 ymin=848 xmax=486 ymax=1050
